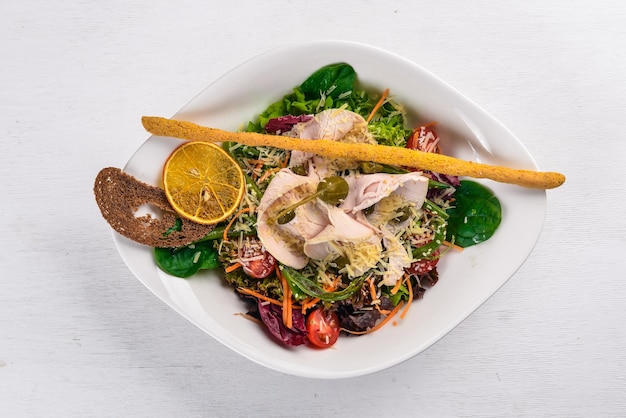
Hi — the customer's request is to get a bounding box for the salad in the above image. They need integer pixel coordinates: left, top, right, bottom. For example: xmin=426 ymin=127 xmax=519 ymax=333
xmin=153 ymin=63 xmax=502 ymax=348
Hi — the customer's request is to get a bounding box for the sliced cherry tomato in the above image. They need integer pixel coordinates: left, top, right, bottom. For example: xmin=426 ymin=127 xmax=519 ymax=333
xmin=407 ymin=125 xmax=440 ymax=153
xmin=242 ymin=256 xmax=276 ymax=279
xmin=406 ymin=249 xmax=440 ymax=276
xmin=306 ymin=308 xmax=340 ymax=348
xmin=239 ymin=238 xmax=277 ymax=279
xmin=407 ymin=258 xmax=438 ymax=275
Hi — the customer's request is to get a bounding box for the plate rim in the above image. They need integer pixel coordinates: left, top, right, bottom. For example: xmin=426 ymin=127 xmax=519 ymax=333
xmin=113 ymin=39 xmax=547 ymax=379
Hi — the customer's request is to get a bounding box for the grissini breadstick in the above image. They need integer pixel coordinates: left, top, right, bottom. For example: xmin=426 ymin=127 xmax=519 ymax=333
xmin=141 ymin=116 xmax=565 ymax=190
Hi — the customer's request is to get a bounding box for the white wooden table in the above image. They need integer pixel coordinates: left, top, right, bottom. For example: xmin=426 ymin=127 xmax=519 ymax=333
xmin=2 ymin=1 xmax=625 ymax=416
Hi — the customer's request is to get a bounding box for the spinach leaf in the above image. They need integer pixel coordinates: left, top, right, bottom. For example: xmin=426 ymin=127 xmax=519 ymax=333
xmin=194 ymin=223 xmax=256 ymax=243
xmin=280 ymin=265 xmax=368 ymax=302
xmin=154 ymin=241 xmax=220 ymax=278
xmin=246 ymin=64 xmax=356 ymax=131
xmin=445 ymin=180 xmax=502 ymax=248
xmin=198 ymin=246 xmax=220 ymax=270
xmin=299 ymin=63 xmax=356 ymax=99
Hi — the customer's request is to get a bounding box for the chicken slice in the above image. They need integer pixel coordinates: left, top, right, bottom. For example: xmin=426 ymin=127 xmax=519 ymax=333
xmin=256 ymin=168 xmax=319 ymax=269
xmin=341 ymin=172 xmax=429 ymax=214
xmin=303 ymin=204 xmax=376 ymax=257
xmin=288 ymin=109 xmax=376 ymax=176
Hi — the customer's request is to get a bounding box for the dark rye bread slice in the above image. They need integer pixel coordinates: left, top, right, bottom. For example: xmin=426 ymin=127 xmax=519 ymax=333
xmin=94 ymin=167 xmax=214 ymax=247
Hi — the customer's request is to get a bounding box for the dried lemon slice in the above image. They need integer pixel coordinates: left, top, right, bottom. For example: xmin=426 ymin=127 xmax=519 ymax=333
xmin=162 ymin=141 xmax=245 ymax=225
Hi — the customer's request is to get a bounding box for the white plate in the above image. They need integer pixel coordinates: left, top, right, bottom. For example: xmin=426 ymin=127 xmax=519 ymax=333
xmin=114 ymin=40 xmax=546 ymax=379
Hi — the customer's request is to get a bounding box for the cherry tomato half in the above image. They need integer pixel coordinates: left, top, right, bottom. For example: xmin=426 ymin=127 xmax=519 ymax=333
xmin=242 ymin=255 xmax=276 ymax=279
xmin=306 ymin=308 xmax=340 ymax=348
xmin=406 ymin=125 xmax=440 ymax=153
xmin=407 ymin=258 xmax=439 ymax=276
xmin=406 ymin=250 xmax=440 ymax=276
xmin=239 ymin=238 xmax=277 ymax=279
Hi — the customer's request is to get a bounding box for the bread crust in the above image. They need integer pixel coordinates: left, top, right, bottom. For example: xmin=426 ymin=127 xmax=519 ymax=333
xmin=94 ymin=167 xmax=214 ymax=247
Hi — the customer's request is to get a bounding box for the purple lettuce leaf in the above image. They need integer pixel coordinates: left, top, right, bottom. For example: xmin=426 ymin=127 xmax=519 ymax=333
xmin=256 ymin=299 xmax=308 ymax=347
xmin=264 ymin=114 xmax=313 ymax=135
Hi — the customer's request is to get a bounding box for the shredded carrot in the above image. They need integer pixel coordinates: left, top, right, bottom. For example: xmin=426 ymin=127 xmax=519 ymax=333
xmin=366 ymin=88 xmax=390 ymax=123
xmin=237 ymin=286 xmax=301 ymax=310
xmin=442 ymin=240 xmax=464 ymax=251
xmin=280 ymin=154 xmax=289 ymax=168
xmin=251 ymin=162 xmax=264 ymax=180
xmin=245 ymin=159 xmax=265 ymax=165
xmin=368 ymin=277 xmax=379 ymax=302
xmin=285 ymin=290 xmax=293 ymax=329
xmin=342 ymin=301 xmax=405 ymax=335
xmin=222 ymin=207 xmax=252 ymax=242
xmin=276 ymin=267 xmax=293 ymax=329
xmin=323 ymin=275 xmax=341 ymax=292
xmin=257 ymin=167 xmax=280 ymax=183
xmin=390 ymin=278 xmax=403 ymax=295
xmin=300 ymin=297 xmax=320 ymax=314
xmin=283 ymin=287 xmax=292 ymax=329
xmin=375 ymin=305 xmax=392 ymax=315
xmin=334 ymin=276 xmax=342 ymax=290
xmin=224 ymin=262 xmax=242 ymax=273
xmin=400 ymin=275 xmax=413 ymax=320
xmin=236 ymin=287 xmax=282 ymax=306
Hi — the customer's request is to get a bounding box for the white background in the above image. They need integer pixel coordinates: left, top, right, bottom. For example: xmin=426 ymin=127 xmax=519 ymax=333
xmin=2 ymin=1 xmax=625 ymax=417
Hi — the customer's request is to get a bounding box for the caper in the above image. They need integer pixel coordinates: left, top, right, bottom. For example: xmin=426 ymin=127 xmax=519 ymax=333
xmin=267 ymin=176 xmax=350 ymax=225
xmin=332 ymin=256 xmax=350 ymax=269
xmin=360 ymin=161 xmax=384 ymax=174
xmin=291 ymin=165 xmax=307 ymax=176
xmin=317 ymin=176 xmax=349 ymax=205
xmin=360 ymin=162 xmax=409 ymax=174
xmin=362 ymin=205 xmax=375 ymax=216
xmin=277 ymin=210 xmax=296 ymax=225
